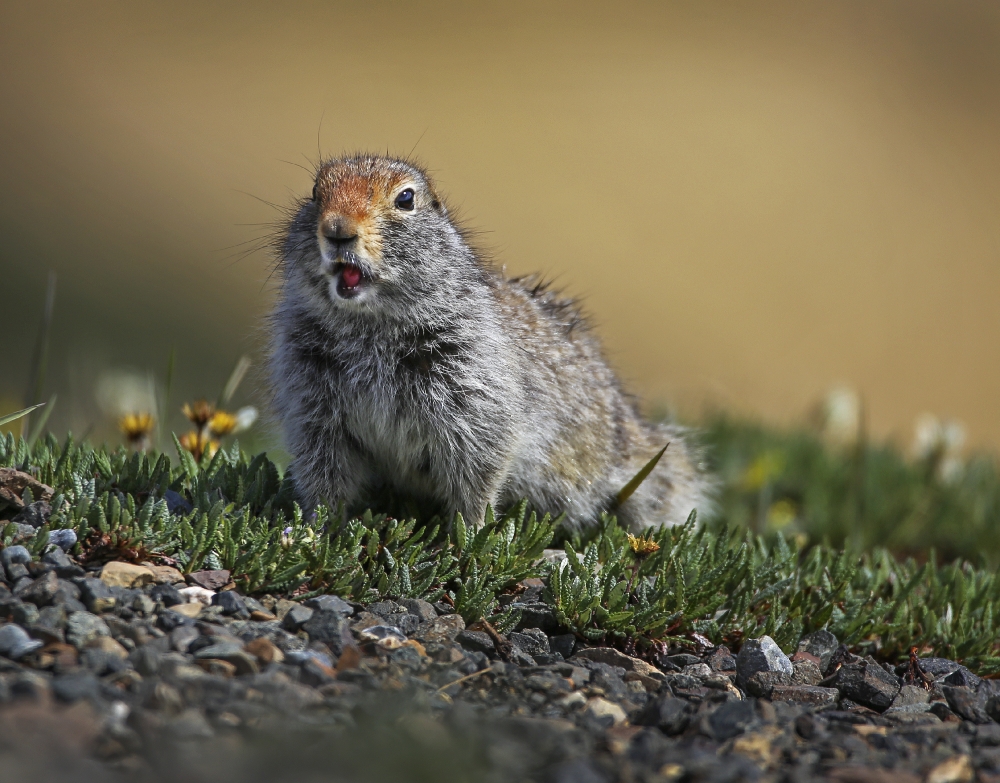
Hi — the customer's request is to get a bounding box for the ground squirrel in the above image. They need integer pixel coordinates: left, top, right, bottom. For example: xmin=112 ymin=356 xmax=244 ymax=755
xmin=269 ymin=155 xmax=712 ymax=531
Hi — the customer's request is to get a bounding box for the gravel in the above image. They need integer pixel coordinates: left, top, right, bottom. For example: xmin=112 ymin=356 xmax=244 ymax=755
xmin=1 ymin=551 xmax=1000 ymax=782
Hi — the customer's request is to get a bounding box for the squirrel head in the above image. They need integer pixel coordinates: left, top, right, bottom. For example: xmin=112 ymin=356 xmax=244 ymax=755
xmin=284 ymin=155 xmax=471 ymax=316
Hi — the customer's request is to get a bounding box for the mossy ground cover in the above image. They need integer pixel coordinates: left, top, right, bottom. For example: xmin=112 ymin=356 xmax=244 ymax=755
xmin=2 ymin=416 xmax=1000 ymax=674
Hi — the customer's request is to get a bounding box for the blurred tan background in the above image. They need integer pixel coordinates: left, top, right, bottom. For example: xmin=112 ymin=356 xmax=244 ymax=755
xmin=1 ymin=1 xmax=999 ymax=451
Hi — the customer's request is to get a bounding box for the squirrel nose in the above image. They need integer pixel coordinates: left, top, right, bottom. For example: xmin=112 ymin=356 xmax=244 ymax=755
xmin=321 ymin=215 xmax=358 ymax=246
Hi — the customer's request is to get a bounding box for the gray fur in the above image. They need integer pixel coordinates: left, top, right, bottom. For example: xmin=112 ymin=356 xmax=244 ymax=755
xmin=269 ymin=154 xmax=713 ymax=531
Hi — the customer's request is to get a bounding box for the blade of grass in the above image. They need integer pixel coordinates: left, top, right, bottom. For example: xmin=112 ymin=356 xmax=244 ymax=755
xmin=0 ymin=402 xmax=46 ymax=428
xmin=27 ymin=393 xmax=57 ymax=447
xmin=158 ymin=346 xmax=176 ymax=451
xmin=22 ymin=271 xmax=57 ymax=435
xmin=616 ymin=443 xmax=669 ymax=506
xmin=218 ymin=355 xmax=251 ymax=408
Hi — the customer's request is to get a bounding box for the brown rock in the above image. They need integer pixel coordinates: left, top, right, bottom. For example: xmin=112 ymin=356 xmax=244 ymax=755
xmin=196 ymin=659 xmax=237 ymax=677
xmin=144 ymin=564 xmax=185 ymax=584
xmin=336 ymin=646 xmax=362 ymax=672
xmin=415 ymin=614 xmax=466 ymax=644
xmin=170 ymin=603 xmax=204 ymax=618
xmin=245 ymin=637 xmax=284 ymax=665
xmin=86 ymin=635 xmax=128 ymax=660
xmin=186 ymin=569 xmax=231 ymax=590
xmin=250 ymin=610 xmax=277 ymax=622
xmin=572 ymin=647 xmax=663 ymax=679
xmin=0 ymin=467 xmax=54 ymax=509
xmin=770 ymin=684 xmax=839 ymax=707
xmin=100 ymin=561 xmax=155 ymax=589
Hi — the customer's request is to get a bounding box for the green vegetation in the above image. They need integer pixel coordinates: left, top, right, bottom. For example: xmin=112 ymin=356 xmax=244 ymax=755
xmin=2 ymin=418 xmax=1000 ymax=673
xmin=704 ymin=415 xmax=1000 ymax=564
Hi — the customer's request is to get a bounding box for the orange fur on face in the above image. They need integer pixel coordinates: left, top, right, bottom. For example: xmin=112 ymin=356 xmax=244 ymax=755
xmin=314 ymin=163 xmax=410 ymax=267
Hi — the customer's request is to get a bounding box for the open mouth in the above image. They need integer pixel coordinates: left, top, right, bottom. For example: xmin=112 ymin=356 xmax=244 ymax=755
xmin=333 ymin=261 xmax=369 ymax=299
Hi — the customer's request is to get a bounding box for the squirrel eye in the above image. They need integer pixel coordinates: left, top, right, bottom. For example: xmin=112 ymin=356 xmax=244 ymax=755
xmin=394 ymin=188 xmax=415 ymax=211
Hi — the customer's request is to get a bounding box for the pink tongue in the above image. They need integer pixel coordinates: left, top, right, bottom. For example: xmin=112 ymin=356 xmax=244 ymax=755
xmin=341 ymin=265 xmax=362 ymax=288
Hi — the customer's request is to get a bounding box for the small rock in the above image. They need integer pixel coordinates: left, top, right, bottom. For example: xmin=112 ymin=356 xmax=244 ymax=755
xmin=0 ymin=622 xmax=44 ymax=659
xmin=0 ymin=469 xmax=54 ymax=509
xmin=52 ymin=671 xmax=100 ymax=702
xmin=47 ymin=529 xmax=77 ymax=551
xmin=797 ymin=629 xmax=839 ymax=672
xmin=145 ymin=564 xmax=185 ymax=584
xmin=359 ymin=624 xmax=408 ymax=649
xmin=457 ymin=630 xmax=495 ymax=656
xmin=892 ymin=684 xmax=931 ymax=709
xmin=770 ymin=684 xmax=839 ymax=708
xmin=746 ymin=670 xmax=792 ymax=698
xmin=169 ymin=624 xmax=200 ymax=653
xmin=41 ymin=548 xmax=72 ymax=569
xmin=634 ymin=696 xmax=691 ymax=735
xmin=508 ymin=647 xmax=536 ymax=667
xmin=66 ymin=611 xmax=111 ymax=648
xmin=30 ymin=604 xmax=67 ymax=644
xmin=194 ymin=642 xmax=258 ymax=675
xmin=667 ymin=653 xmax=702 ymax=668
xmin=166 ymin=708 xmax=214 ymax=740
xmin=300 ymin=656 xmax=337 ymax=686
xmin=943 ymin=685 xmax=992 ymax=724
xmin=398 ymin=598 xmax=437 ymax=622
xmin=100 ymin=561 xmax=155 ymax=589
xmin=683 ymin=663 xmax=713 ymax=679
xmin=584 ymin=696 xmax=627 ymax=726
xmin=831 ymin=660 xmax=900 ymax=711
xmin=707 ymin=645 xmax=737 ymax=672
xmin=1 ymin=545 xmax=32 ymax=569
xmin=736 ymin=636 xmax=792 ymax=690
xmin=185 ymin=569 xmax=230 ymax=591
xmin=302 ymin=609 xmax=347 ymax=654
xmin=163 ymin=489 xmax=193 ymax=515
xmin=511 ymin=601 xmax=559 ymax=634
xmin=918 ymin=657 xmax=965 ymax=679
xmin=942 ymin=667 xmax=981 ymax=688
xmin=571 ymin=647 xmax=662 ymax=679
xmin=12 ymin=601 xmax=40 ymax=625
xmin=16 ymin=570 xmax=59 ymax=606
xmin=925 ymin=755 xmax=974 ymax=783
xmin=170 ymin=603 xmax=204 ymax=619
xmin=282 ymin=605 xmax=314 ymax=631
xmin=975 ymin=724 xmax=1000 ymax=746
xmin=244 ymin=637 xmax=284 ymax=665
xmin=7 ymin=564 xmax=29 ymax=583
xmin=303 ymin=595 xmax=353 ymax=615
xmin=211 ymin=590 xmax=249 ymax=618
xmin=196 ymin=658 xmax=237 ymax=678
xmin=11 ymin=500 xmax=51 ymax=528
xmin=550 ymin=634 xmax=576 ymax=660
xmin=510 ymin=628 xmax=550 ymax=657
xmin=178 ymin=585 xmax=215 ymax=605
xmin=791 ymin=658 xmax=823 ymax=686
xmin=87 ymin=635 xmax=128 ymax=660
xmin=150 ymin=583 xmax=185 ymax=607
xmin=77 ymin=578 xmax=116 ymax=613
xmin=416 ymin=614 xmax=466 ymax=644
xmin=709 ymin=698 xmax=759 ymax=740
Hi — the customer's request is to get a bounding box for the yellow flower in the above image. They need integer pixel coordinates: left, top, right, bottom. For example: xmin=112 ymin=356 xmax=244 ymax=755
xmin=182 ymin=400 xmax=215 ymax=428
xmin=179 ymin=430 xmax=219 ymax=461
xmin=119 ymin=412 xmax=155 ymax=449
xmin=627 ymin=533 xmax=661 ymax=557
xmin=208 ymin=410 xmax=238 ymax=437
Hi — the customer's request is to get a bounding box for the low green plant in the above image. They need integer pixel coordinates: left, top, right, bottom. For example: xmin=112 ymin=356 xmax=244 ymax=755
xmin=3 ymin=428 xmax=1000 ymax=673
